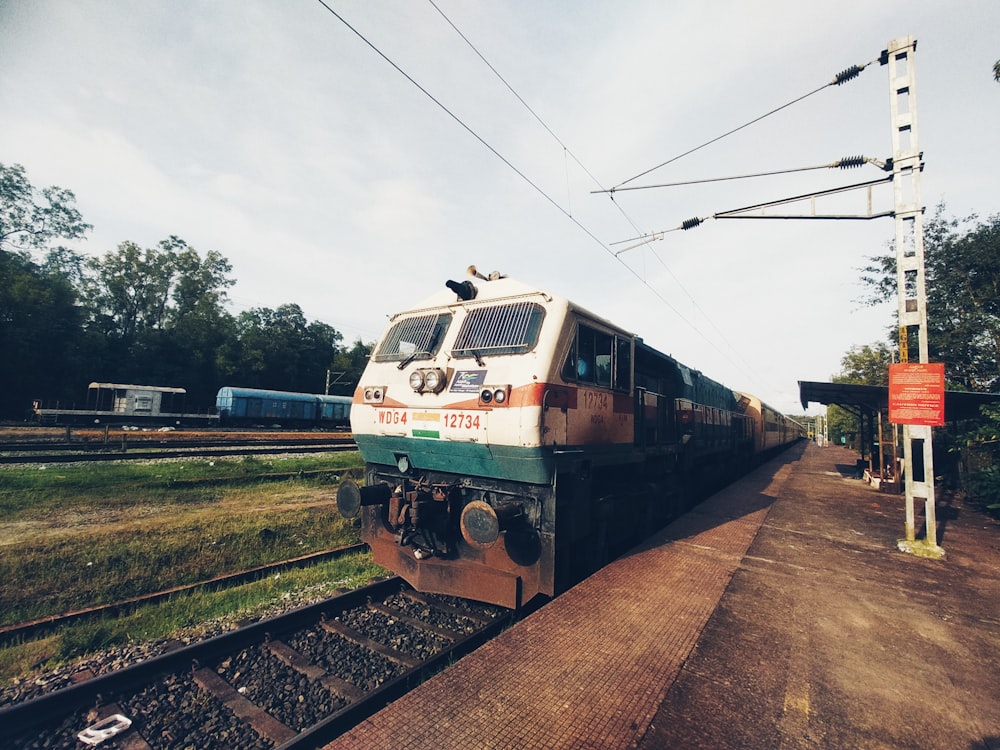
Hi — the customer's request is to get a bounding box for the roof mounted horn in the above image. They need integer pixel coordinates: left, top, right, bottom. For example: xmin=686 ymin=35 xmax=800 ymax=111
xmin=467 ymin=265 xmax=506 ymax=281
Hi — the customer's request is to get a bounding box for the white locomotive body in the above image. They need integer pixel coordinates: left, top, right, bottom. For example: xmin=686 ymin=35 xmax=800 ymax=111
xmin=338 ymin=269 xmax=802 ymax=608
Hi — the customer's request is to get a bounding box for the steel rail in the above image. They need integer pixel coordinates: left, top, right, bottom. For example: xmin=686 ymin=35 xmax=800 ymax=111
xmin=0 ymin=543 xmax=370 ymax=646
xmin=0 ymin=442 xmax=358 ymax=464
xmin=0 ymin=578 xmax=516 ymax=748
xmin=0 ymin=577 xmax=407 ymax=739
xmin=0 ymin=436 xmax=353 ymax=452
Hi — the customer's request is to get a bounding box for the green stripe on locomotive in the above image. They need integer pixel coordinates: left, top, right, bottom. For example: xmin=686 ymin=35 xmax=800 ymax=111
xmin=353 ymin=433 xmax=555 ymax=485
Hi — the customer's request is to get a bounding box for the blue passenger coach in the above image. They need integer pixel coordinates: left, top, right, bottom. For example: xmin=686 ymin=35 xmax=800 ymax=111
xmin=215 ymin=387 xmax=351 ymax=427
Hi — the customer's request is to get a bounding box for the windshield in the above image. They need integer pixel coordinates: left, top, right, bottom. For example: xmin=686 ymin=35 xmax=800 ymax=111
xmin=373 ymin=312 xmax=453 ymax=362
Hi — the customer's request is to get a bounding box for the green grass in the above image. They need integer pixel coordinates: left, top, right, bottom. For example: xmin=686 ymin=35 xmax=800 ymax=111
xmin=0 ymin=501 xmax=358 ymax=624
xmin=0 ymin=453 xmax=361 ymax=514
xmin=0 ymin=451 xmax=388 ymax=684
xmin=0 ymin=554 xmax=388 ymax=682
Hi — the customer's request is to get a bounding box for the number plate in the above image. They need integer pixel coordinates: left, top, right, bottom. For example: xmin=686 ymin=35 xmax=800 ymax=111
xmin=375 ymin=409 xmax=486 ymax=439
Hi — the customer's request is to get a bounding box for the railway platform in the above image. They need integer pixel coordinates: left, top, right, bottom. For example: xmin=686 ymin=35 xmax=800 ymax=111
xmin=326 ymin=441 xmax=1000 ymax=749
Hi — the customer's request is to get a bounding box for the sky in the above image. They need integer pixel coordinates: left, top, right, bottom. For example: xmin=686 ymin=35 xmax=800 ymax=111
xmin=2 ymin=0 xmax=999 ymax=416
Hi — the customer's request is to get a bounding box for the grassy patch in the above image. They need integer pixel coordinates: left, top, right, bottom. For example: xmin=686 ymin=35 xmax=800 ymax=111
xmin=0 ymin=452 xmax=378 ymax=679
xmin=0 ymin=453 xmax=362 ymax=515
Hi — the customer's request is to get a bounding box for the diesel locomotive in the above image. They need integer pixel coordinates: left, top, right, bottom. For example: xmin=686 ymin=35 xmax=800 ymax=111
xmin=337 ymin=267 xmax=803 ymax=608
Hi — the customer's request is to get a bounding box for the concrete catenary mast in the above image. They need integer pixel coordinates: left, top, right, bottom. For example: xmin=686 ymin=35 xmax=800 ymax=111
xmin=886 ymin=36 xmax=943 ymax=559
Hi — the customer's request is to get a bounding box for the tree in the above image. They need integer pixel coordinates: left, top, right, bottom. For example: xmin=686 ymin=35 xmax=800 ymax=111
xmin=826 ymin=343 xmax=893 ymax=449
xmin=299 ymin=320 xmax=345 ymax=391
xmin=0 ymin=162 xmax=362 ymax=416
xmin=223 ymin=305 xmax=346 ymax=393
xmin=834 ymin=343 xmax=893 ymax=386
xmin=0 ymin=251 xmax=85 ymax=415
xmin=0 ymin=164 xmax=91 ymax=417
xmin=81 ymin=237 xmax=236 ymax=393
xmin=169 ymin=241 xmax=234 ymax=324
xmin=328 ymin=338 xmax=374 ymax=395
xmin=859 ymin=206 xmax=1000 ymax=391
xmin=83 ymin=241 xmax=172 ymax=346
xmin=0 ymin=163 xmax=91 ymax=257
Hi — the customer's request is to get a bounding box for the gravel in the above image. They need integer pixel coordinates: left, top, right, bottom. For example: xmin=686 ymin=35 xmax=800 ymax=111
xmin=0 ymin=583 xmax=342 ymax=708
xmin=215 ymin=646 xmax=347 ymax=731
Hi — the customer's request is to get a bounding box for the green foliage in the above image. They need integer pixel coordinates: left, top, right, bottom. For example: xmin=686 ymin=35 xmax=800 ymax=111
xmin=965 ymin=465 xmax=1000 ymax=518
xmin=0 ymin=163 xmax=91 ymax=255
xmin=217 ymin=303 xmax=354 ymax=393
xmin=0 ymin=163 xmax=376 ymax=417
xmin=826 ymin=342 xmax=893 ymax=447
xmin=961 ymin=405 xmax=1000 ymax=443
xmin=0 ymin=245 xmax=86 ymax=414
xmin=0 ymin=164 xmax=92 ymax=414
xmin=329 ymin=338 xmax=376 ymax=396
xmin=852 ymin=206 xmax=1000 ymax=502
xmin=858 ymin=206 xmax=1000 ymax=391
xmin=833 ymin=342 xmax=892 ymax=386
xmin=959 ymin=406 xmax=1000 ymax=516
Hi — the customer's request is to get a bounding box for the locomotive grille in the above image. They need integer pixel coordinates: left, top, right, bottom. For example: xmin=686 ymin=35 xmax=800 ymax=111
xmin=452 ymin=301 xmax=545 ymax=357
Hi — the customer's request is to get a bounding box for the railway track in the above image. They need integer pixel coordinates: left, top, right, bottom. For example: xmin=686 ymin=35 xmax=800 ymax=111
xmin=1 ymin=578 xmax=513 ymax=750
xmin=0 ymin=544 xmax=369 ymax=648
xmin=0 ymin=438 xmax=357 ymax=464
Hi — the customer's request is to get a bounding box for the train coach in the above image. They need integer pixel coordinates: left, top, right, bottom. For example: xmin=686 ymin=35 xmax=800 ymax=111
xmin=215 ymin=387 xmax=352 ymax=428
xmin=336 ymin=267 xmax=802 ymax=609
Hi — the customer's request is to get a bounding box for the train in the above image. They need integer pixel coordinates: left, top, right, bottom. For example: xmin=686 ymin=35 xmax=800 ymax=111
xmin=336 ymin=267 xmax=804 ymax=609
xmin=215 ymin=387 xmax=352 ymax=428
xmin=30 ymin=383 xmax=352 ymax=429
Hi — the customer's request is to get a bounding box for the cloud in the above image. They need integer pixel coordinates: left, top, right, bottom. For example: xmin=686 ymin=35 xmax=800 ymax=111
xmin=4 ymin=0 xmax=1000 ymax=416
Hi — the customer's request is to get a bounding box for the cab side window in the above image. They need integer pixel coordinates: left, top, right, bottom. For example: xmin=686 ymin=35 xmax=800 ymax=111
xmin=562 ymin=323 xmax=632 ymax=391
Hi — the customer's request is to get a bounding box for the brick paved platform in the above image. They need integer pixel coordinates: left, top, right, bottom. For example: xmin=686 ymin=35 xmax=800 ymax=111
xmin=326 ymin=442 xmax=1000 ymax=749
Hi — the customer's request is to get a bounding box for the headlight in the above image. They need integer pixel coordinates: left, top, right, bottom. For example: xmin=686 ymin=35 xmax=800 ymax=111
xmin=424 ymin=369 xmax=443 ymax=392
xmin=364 ymin=387 xmax=385 ymax=403
xmin=493 ymin=389 xmax=506 ymax=404
xmin=411 ymin=368 xmax=446 ymax=393
xmin=480 ymin=388 xmax=493 ymax=404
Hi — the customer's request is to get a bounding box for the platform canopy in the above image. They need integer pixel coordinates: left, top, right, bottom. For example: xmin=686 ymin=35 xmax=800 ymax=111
xmin=799 ymin=381 xmax=1000 ymax=422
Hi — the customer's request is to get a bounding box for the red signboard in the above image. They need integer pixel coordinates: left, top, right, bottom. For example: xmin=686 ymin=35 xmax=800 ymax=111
xmin=889 ymin=363 xmax=945 ymax=426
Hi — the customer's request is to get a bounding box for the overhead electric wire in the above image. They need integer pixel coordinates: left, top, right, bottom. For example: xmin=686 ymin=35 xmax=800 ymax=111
xmin=314 ymin=0 xmax=614 ymax=255
xmin=594 ymin=155 xmax=887 ymax=194
xmin=312 ymin=1 xmax=789 ymax=391
xmin=612 ymin=171 xmax=895 ymax=249
xmin=423 ymin=0 xmax=767 ymax=380
xmin=425 ymin=0 xmax=641 ymax=235
xmin=611 ymin=59 xmax=879 ymax=192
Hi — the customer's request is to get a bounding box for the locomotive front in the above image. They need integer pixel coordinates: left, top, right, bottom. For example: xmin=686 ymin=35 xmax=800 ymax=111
xmin=337 ymin=269 xmax=569 ymax=608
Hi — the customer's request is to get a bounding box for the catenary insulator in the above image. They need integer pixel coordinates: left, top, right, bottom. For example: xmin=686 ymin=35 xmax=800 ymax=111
xmin=681 ymin=217 xmax=703 ymax=231
xmin=838 ymin=155 xmax=866 ymax=169
xmin=834 ymin=65 xmax=864 ymax=85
